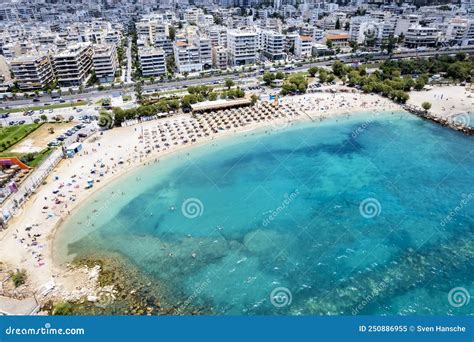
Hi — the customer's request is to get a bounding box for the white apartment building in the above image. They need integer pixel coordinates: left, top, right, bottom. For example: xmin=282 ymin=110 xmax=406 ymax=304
xmin=227 ymin=30 xmax=258 ymax=66
xmin=197 ymin=37 xmax=212 ymax=68
xmin=139 ymin=47 xmax=167 ymax=77
xmin=261 ymin=31 xmax=286 ymax=61
xmin=445 ymin=18 xmax=469 ymax=45
xmin=174 ymin=41 xmax=202 ymax=73
xmin=295 ymin=35 xmax=313 ymax=58
xmin=10 ymin=54 xmax=55 ymax=90
xmin=53 ymin=42 xmax=93 ymax=87
xmin=208 ymin=27 xmax=228 ymax=47
xmin=212 ymin=46 xmax=228 ymax=69
xmin=93 ymin=44 xmax=118 ymax=84
xmin=184 ymin=8 xmax=203 ymax=24
xmin=404 ymin=26 xmax=439 ymax=47
xmin=394 ymin=15 xmax=420 ymax=36
xmin=461 ymin=20 xmax=474 ymax=46
xmin=154 ymin=35 xmax=173 ymax=55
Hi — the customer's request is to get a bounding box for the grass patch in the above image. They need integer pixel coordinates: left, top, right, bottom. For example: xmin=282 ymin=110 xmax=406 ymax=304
xmin=0 ymin=101 xmax=87 ymax=114
xmin=361 ymin=62 xmax=381 ymax=69
xmin=0 ymin=123 xmax=42 ymax=152
xmin=0 ymin=148 xmax=54 ymax=168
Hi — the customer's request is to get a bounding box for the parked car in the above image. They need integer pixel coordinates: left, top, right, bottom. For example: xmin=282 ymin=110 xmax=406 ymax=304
xmin=48 ymin=140 xmax=60 ymax=147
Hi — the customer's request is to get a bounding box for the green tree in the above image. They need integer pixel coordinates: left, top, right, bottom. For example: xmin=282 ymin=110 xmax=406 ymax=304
xmin=307 ymin=67 xmax=319 ymax=77
xmin=332 ymin=60 xmax=347 ymax=77
xmin=349 ymin=41 xmax=358 ymax=53
xmin=168 ymin=26 xmax=176 ymax=41
xmin=225 ymin=79 xmax=235 ymax=89
xmin=318 ymin=70 xmax=328 ymax=83
xmin=208 ymin=92 xmax=218 ymax=101
xmin=250 ymin=94 xmax=258 ymax=105
xmin=414 ymin=78 xmax=426 ymax=91
xmin=421 ymin=102 xmax=432 ymax=111
xmin=275 ymin=71 xmax=285 ymax=79
xmin=262 ymin=72 xmax=275 ymax=85
xmin=134 ymin=80 xmax=143 ymax=101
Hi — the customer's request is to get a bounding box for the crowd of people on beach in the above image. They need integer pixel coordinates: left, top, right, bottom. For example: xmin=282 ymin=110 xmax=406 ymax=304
xmin=7 ymin=91 xmax=402 ymax=285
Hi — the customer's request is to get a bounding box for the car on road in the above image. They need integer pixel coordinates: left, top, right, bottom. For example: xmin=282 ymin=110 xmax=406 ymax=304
xmin=0 ymin=113 xmax=10 ymax=118
xmin=32 ymin=98 xmax=40 ymax=102
xmin=8 ymin=121 xmax=15 ymax=126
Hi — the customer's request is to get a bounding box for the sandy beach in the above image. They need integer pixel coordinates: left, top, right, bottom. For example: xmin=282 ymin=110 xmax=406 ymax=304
xmin=407 ymin=85 xmax=474 ymax=118
xmin=0 ymin=91 xmax=404 ymax=309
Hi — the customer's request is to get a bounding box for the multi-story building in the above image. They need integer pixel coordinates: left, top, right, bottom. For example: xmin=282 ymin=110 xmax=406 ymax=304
xmin=197 ymin=37 xmax=212 ymax=68
xmin=227 ymin=30 xmax=258 ymax=66
xmin=212 ymin=46 xmax=228 ymax=69
xmin=93 ymin=44 xmax=118 ymax=84
xmin=53 ymin=42 xmax=93 ymax=87
xmin=261 ymin=31 xmax=286 ymax=61
xmin=174 ymin=41 xmax=202 ymax=73
xmin=295 ymin=35 xmax=312 ymax=58
xmin=154 ymin=35 xmax=173 ymax=56
xmin=461 ymin=20 xmax=474 ymax=46
xmin=139 ymin=47 xmax=167 ymax=77
xmin=10 ymin=54 xmax=55 ymax=90
xmin=325 ymin=32 xmax=350 ymax=47
xmin=404 ymin=26 xmax=439 ymax=47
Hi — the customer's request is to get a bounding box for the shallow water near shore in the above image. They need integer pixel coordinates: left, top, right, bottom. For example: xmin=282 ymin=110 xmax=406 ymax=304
xmin=55 ymin=111 xmax=474 ymax=315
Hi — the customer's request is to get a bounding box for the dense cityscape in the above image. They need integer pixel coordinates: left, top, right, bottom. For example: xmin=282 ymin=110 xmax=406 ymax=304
xmin=0 ymin=0 xmax=473 ymax=95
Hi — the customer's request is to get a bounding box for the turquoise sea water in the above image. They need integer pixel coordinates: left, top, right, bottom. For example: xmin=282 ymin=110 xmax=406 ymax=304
xmin=55 ymin=111 xmax=474 ymax=315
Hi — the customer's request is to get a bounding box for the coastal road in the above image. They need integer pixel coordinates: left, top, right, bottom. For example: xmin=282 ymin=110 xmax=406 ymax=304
xmin=2 ymin=47 xmax=474 ymax=110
